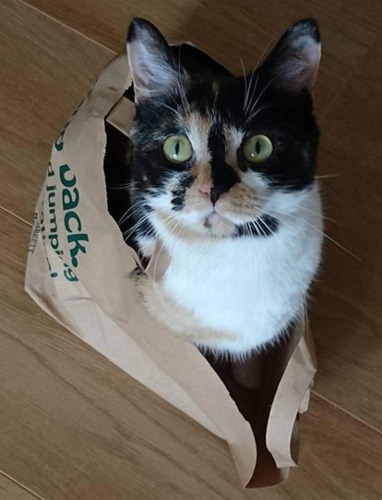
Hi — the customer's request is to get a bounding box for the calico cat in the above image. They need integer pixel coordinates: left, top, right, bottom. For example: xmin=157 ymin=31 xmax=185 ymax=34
xmin=122 ymin=18 xmax=323 ymax=370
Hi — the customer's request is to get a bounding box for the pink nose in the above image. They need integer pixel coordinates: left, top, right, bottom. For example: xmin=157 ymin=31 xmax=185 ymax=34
xmin=198 ymin=181 xmax=211 ymax=196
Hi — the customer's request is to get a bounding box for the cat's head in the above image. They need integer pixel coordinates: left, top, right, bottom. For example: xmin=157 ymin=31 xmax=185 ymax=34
xmin=127 ymin=18 xmax=321 ymax=239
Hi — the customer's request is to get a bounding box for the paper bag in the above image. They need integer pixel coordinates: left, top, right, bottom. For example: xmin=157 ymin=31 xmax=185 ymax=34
xmin=25 ymin=47 xmax=317 ymax=488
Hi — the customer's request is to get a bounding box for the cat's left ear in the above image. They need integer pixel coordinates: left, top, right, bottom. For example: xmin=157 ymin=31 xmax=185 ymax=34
xmin=261 ymin=18 xmax=321 ymax=93
xmin=127 ymin=18 xmax=179 ymax=103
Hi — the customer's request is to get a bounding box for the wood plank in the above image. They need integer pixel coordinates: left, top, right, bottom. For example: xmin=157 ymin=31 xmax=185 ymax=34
xmin=1 ymin=203 xmax=382 ymax=498
xmin=0 ymin=473 xmax=42 ymax=500
xmin=24 ymin=0 xmax=382 ymax=112
xmin=0 ymin=0 xmax=113 ymax=223
xmin=310 ymin=33 xmax=382 ymax=431
xmin=286 ymin=396 xmax=382 ymax=500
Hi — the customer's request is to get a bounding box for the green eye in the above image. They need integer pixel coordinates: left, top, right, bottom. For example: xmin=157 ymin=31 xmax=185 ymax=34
xmin=243 ymin=134 xmax=273 ymax=163
xmin=163 ymin=135 xmax=193 ymax=164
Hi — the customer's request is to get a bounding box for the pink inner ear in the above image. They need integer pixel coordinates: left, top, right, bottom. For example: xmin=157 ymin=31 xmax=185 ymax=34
xmin=286 ymin=37 xmax=321 ymax=92
xmin=127 ymin=38 xmax=178 ymax=103
xmin=127 ymin=41 xmax=149 ymax=90
xmin=127 ymin=40 xmax=163 ymax=98
xmin=298 ymin=38 xmax=321 ymax=90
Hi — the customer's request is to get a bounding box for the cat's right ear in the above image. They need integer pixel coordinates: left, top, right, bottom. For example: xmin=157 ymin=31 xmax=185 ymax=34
xmin=261 ymin=18 xmax=321 ymax=93
xmin=127 ymin=18 xmax=178 ymax=103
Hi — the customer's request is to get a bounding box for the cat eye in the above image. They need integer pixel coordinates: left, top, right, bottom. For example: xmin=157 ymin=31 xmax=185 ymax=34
xmin=163 ymin=135 xmax=193 ymax=164
xmin=243 ymin=135 xmax=273 ymax=163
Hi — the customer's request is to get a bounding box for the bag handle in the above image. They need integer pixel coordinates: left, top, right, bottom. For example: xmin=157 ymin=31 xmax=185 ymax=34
xmin=266 ymin=317 xmax=317 ymax=468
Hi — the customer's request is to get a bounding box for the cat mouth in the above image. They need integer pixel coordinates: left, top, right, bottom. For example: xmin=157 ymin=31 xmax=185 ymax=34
xmin=202 ymin=210 xmax=279 ymax=238
xmin=205 ymin=210 xmax=230 ymax=223
xmin=203 ymin=210 xmax=234 ymax=231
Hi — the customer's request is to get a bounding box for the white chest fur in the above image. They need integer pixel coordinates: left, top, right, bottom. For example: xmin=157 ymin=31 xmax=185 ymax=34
xmin=144 ymin=189 xmax=323 ymax=356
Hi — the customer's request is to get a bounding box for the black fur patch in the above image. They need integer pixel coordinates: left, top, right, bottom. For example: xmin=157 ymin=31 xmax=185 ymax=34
xmin=236 ymin=215 xmax=279 ymax=237
xmin=208 ymin=122 xmax=239 ymax=203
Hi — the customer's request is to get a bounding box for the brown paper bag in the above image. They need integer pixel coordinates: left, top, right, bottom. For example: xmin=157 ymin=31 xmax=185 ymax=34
xmin=25 ymin=48 xmax=317 ymax=488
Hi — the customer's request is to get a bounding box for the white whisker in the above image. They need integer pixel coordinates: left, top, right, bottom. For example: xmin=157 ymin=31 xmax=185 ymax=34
xmin=110 ymin=181 xmax=138 ymax=191
xmin=123 ymin=207 xmax=170 ymax=240
xmin=240 ymin=58 xmax=249 ymax=113
xmin=123 ymin=213 xmax=153 ymax=240
xmin=246 ymin=103 xmax=273 ymax=124
xmin=244 ymin=71 xmax=259 ymax=117
xmin=256 ymin=205 xmax=362 ymax=262
xmin=176 ymin=50 xmax=189 ymax=113
xmin=245 ymin=68 xmax=284 ymax=124
xmin=118 ymin=200 xmax=146 ymax=225
xmin=160 ymin=101 xmax=183 ymax=121
xmin=315 ymin=174 xmax=341 ymax=180
xmin=258 ymin=216 xmax=276 ymax=237
xmin=252 ymin=193 xmax=336 ymax=224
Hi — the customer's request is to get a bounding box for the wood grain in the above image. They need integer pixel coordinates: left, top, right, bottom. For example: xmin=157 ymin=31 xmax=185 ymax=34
xmin=0 ymin=0 xmax=113 ymax=223
xmin=1 ymin=206 xmax=382 ymax=500
xmin=287 ymin=396 xmax=382 ymax=500
xmin=310 ymin=32 xmax=382 ymax=430
xmin=0 ymin=473 xmax=42 ymax=500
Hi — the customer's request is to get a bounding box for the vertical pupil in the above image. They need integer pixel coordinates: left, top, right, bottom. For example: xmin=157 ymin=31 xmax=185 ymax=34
xmin=255 ymin=140 xmax=261 ymax=155
xmin=175 ymin=141 xmax=180 ymax=156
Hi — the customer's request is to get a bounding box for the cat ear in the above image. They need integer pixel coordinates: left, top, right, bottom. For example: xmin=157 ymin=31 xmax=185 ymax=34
xmin=127 ymin=18 xmax=178 ymax=102
xmin=262 ymin=18 xmax=321 ymax=92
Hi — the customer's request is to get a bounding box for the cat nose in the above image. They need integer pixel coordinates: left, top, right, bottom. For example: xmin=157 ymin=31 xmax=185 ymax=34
xmin=210 ymin=185 xmax=228 ymax=204
xmin=198 ymin=181 xmax=211 ymax=196
xmin=198 ymin=181 xmax=228 ymax=204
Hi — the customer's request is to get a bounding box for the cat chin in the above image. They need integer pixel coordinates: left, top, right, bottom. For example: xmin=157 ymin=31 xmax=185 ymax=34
xmin=202 ymin=211 xmax=236 ymax=236
xmin=168 ymin=221 xmax=236 ymax=240
xmin=179 ymin=217 xmax=241 ymax=239
xmin=152 ymin=208 xmax=235 ymax=239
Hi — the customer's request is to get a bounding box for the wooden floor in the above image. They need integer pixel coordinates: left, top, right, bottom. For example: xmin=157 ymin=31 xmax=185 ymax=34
xmin=1 ymin=0 xmax=382 ymax=498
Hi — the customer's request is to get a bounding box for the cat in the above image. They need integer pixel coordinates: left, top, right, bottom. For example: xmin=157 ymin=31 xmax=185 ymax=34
xmin=121 ymin=17 xmax=323 ymax=384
